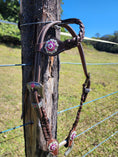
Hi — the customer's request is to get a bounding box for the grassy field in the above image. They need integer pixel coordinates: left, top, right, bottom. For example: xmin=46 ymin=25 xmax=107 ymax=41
xmin=0 ymin=43 xmax=118 ymax=157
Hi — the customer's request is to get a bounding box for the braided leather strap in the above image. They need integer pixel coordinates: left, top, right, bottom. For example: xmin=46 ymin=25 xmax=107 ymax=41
xmin=61 ymin=18 xmax=85 ymax=41
xmin=65 ymin=74 xmax=91 ymax=148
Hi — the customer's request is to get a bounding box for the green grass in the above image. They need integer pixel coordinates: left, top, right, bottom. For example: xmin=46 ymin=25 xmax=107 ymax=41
xmin=0 ymin=43 xmax=118 ymax=157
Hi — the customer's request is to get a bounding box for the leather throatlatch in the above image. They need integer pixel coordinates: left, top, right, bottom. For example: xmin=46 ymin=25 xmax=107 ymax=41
xmin=27 ymin=18 xmax=91 ymax=156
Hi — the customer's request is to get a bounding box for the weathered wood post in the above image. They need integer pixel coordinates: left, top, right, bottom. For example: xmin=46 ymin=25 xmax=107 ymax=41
xmin=20 ymin=0 xmax=61 ymax=156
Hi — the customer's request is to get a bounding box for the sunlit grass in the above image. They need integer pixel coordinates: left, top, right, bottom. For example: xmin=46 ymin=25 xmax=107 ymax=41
xmin=0 ymin=43 xmax=118 ymax=157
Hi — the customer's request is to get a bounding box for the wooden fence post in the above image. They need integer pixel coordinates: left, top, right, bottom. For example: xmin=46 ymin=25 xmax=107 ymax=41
xmin=20 ymin=0 xmax=61 ymax=156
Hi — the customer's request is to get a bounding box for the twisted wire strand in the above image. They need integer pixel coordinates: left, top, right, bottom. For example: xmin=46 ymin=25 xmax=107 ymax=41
xmin=0 ymin=20 xmax=118 ymax=45
xmin=76 ymin=111 xmax=118 ymax=138
xmin=59 ymin=111 xmax=117 ymax=148
xmin=0 ymin=20 xmax=17 ymax=25
xmin=0 ymin=122 xmax=33 ymax=134
xmin=82 ymin=131 xmax=118 ymax=157
xmin=0 ymin=63 xmax=31 ymax=67
xmin=58 ymin=91 xmax=118 ymax=114
xmin=61 ymin=62 xmax=118 ymax=65
xmin=0 ymin=62 xmax=118 ymax=67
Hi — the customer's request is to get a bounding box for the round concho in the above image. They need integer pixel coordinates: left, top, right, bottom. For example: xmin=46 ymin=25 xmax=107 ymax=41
xmin=48 ymin=141 xmax=58 ymax=152
xmin=70 ymin=131 xmax=77 ymax=141
xmin=45 ymin=39 xmax=59 ymax=54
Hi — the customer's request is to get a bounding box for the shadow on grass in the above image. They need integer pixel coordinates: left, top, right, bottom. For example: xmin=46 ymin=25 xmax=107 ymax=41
xmin=0 ymin=35 xmax=21 ymax=49
xmin=0 ymin=134 xmax=23 ymax=144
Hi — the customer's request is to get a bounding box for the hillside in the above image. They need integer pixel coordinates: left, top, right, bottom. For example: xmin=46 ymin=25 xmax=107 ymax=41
xmin=0 ymin=43 xmax=118 ymax=157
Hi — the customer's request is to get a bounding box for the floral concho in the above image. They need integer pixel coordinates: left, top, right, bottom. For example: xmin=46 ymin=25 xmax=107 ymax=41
xmin=70 ymin=131 xmax=77 ymax=141
xmin=45 ymin=39 xmax=59 ymax=54
xmin=48 ymin=141 xmax=58 ymax=152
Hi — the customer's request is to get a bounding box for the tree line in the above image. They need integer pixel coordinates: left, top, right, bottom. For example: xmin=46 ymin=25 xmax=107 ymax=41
xmin=0 ymin=0 xmax=20 ymax=44
xmin=85 ymin=31 xmax=118 ymax=53
xmin=0 ymin=0 xmax=19 ymax=22
xmin=0 ymin=0 xmax=118 ymax=53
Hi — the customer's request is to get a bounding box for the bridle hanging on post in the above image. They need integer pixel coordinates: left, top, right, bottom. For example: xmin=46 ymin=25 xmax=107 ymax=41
xmin=27 ymin=18 xmax=91 ymax=156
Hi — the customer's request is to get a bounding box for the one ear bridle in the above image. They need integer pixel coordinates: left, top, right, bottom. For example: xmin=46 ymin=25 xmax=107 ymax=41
xmin=27 ymin=18 xmax=91 ymax=156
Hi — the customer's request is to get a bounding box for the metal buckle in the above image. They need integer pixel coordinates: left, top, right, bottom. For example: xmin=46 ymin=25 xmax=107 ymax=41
xmin=64 ymin=141 xmax=74 ymax=156
xmin=85 ymin=88 xmax=91 ymax=93
xmin=82 ymin=73 xmax=91 ymax=102
xmin=32 ymin=101 xmax=43 ymax=109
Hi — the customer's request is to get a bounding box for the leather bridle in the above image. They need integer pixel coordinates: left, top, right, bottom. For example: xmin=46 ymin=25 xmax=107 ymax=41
xmin=27 ymin=18 xmax=91 ymax=156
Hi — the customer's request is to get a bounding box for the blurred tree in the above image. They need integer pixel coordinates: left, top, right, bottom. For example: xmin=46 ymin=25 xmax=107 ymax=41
xmin=114 ymin=31 xmax=118 ymax=42
xmin=95 ymin=33 xmax=100 ymax=38
xmin=92 ymin=31 xmax=118 ymax=53
xmin=0 ymin=0 xmax=20 ymax=22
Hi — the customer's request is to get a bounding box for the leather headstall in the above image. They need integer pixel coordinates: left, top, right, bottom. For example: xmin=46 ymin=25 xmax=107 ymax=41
xmin=27 ymin=18 xmax=91 ymax=156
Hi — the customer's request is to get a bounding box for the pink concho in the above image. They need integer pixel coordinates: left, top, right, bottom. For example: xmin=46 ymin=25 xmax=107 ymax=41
xmin=48 ymin=141 xmax=58 ymax=152
xmin=70 ymin=131 xmax=77 ymax=141
xmin=31 ymin=83 xmax=35 ymax=89
xmin=45 ymin=39 xmax=58 ymax=54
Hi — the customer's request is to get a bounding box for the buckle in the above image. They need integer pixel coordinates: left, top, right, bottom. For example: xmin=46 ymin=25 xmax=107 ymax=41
xmin=82 ymin=73 xmax=91 ymax=102
xmin=32 ymin=101 xmax=43 ymax=109
xmin=85 ymin=88 xmax=91 ymax=93
xmin=64 ymin=141 xmax=74 ymax=156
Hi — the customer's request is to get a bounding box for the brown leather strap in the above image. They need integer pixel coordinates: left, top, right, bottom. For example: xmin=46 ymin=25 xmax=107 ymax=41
xmin=36 ymin=19 xmax=88 ymax=78
xmin=36 ymin=19 xmax=90 ymax=149
xmin=34 ymin=91 xmax=52 ymax=141
xmin=65 ymin=75 xmax=90 ymax=147
xmin=61 ymin=18 xmax=85 ymax=41
xmin=27 ymin=18 xmax=91 ymax=155
xmin=31 ymin=21 xmax=61 ymax=156
xmin=78 ymin=43 xmax=88 ymax=78
xmin=60 ymin=23 xmax=88 ymax=78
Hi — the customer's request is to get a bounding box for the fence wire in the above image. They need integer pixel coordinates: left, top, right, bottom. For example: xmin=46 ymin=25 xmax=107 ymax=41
xmin=0 ymin=18 xmax=118 ymax=156
xmin=82 ymin=131 xmax=118 ymax=157
xmin=0 ymin=19 xmax=118 ymax=45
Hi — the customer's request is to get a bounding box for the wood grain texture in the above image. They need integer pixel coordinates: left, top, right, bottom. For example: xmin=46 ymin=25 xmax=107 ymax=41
xmin=20 ymin=0 xmax=61 ymax=156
